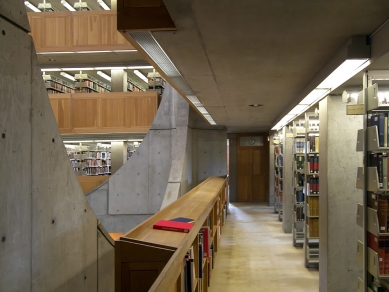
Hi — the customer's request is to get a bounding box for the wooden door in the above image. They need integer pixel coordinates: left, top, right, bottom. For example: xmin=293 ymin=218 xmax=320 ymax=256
xmin=237 ymin=133 xmax=269 ymax=202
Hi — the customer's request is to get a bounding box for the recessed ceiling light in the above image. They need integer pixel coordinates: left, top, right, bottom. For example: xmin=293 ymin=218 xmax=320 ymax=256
xmin=248 ymin=104 xmax=263 ymax=107
xmin=49 ymin=58 xmax=56 ymax=62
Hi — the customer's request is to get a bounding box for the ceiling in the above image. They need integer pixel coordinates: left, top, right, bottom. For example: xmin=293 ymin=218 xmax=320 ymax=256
xmin=146 ymin=0 xmax=389 ymax=133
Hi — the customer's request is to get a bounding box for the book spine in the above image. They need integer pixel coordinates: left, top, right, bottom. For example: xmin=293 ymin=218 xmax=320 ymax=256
xmin=379 ymin=113 xmax=385 ymax=147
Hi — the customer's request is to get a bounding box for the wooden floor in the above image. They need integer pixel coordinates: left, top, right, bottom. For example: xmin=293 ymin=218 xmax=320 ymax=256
xmin=209 ymin=203 xmax=319 ymax=292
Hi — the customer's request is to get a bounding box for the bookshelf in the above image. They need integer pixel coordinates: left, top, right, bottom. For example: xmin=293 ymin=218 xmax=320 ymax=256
xmin=303 ymin=112 xmax=320 ymax=267
xmin=147 ymin=71 xmax=166 ymax=95
xmin=127 ymin=78 xmax=145 ymax=92
xmin=274 ymin=133 xmax=284 ymax=221
xmin=292 ymin=120 xmax=306 ymax=246
xmin=274 ymin=135 xmax=280 ymax=214
xmin=115 ymin=176 xmax=228 ymax=292
xmin=355 ymin=71 xmax=389 ymax=291
xmin=75 ymin=73 xmax=111 ymax=93
xmin=66 ymin=143 xmax=111 ymax=176
xmin=43 ymin=74 xmax=75 ymax=94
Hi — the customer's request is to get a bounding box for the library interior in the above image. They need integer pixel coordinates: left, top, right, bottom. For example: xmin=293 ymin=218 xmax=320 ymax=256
xmin=2 ymin=0 xmax=389 ymax=291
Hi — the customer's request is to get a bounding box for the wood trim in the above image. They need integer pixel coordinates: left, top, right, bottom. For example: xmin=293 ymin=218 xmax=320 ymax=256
xmin=117 ymin=0 xmax=175 ymax=32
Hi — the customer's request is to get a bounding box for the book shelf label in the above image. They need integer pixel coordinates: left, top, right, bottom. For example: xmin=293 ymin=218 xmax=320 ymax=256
xmin=347 ymin=104 xmax=365 ymax=115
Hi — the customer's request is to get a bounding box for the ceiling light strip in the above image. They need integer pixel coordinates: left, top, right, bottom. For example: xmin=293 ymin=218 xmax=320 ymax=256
xmin=61 ymin=0 xmax=75 ymax=11
xmin=24 ymin=1 xmax=41 ymax=12
xmin=128 ymin=31 xmax=217 ymax=125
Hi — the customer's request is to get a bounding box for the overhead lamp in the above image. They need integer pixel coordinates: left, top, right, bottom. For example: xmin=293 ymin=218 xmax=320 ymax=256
xmin=63 ymin=140 xmax=94 ymax=143
xmin=40 ymin=68 xmax=61 ymax=72
xmin=300 ymin=89 xmax=330 ymax=105
xmin=317 ymin=59 xmax=369 ymax=90
xmin=271 ymin=36 xmax=370 ymax=130
xmin=63 ymin=67 xmax=94 ymax=71
xmin=127 ymin=66 xmax=154 ymax=69
xmin=129 ymin=31 xmax=217 ymax=125
xmin=95 ymin=67 xmax=127 ymax=70
xmin=97 ymin=71 xmax=111 ymax=82
xmin=288 ymin=104 xmax=310 ymax=116
xmin=134 ymin=70 xmax=148 ymax=83
xmin=196 ymin=106 xmax=209 ymax=114
xmin=61 ymin=0 xmax=76 ymax=11
xmin=60 ymin=72 xmax=75 ymax=81
xmin=24 ymin=1 xmax=41 ymax=12
xmin=186 ymin=95 xmax=202 ymax=106
xmin=74 ymin=1 xmax=90 ymax=11
xmin=38 ymin=1 xmax=57 ymax=12
xmin=97 ymin=0 xmax=110 ymax=10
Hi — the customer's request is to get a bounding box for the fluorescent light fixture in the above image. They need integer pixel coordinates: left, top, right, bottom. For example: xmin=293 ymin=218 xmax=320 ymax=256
xmin=97 ymin=71 xmax=111 ymax=82
xmin=61 ymin=0 xmax=76 ymax=11
xmin=95 ymin=67 xmax=127 ymax=70
xmin=318 ymin=59 xmax=369 ymax=90
xmin=288 ymin=104 xmax=310 ymax=116
xmin=24 ymin=1 xmax=41 ymax=12
xmin=134 ymin=70 xmax=148 ymax=83
xmin=60 ymin=72 xmax=75 ymax=81
xmin=271 ymin=115 xmax=296 ymax=130
xmin=63 ymin=67 xmax=94 ymax=71
xmin=41 ymin=68 xmax=61 ymax=72
xmin=187 ymin=95 xmax=202 ymax=106
xmin=63 ymin=140 xmax=94 ymax=143
xmin=196 ymin=106 xmax=209 ymax=114
xmin=97 ymin=0 xmax=110 ymax=10
xmin=300 ymin=89 xmax=330 ymax=105
xmin=127 ymin=66 xmax=154 ymax=69
xmin=64 ymin=144 xmax=76 ymax=149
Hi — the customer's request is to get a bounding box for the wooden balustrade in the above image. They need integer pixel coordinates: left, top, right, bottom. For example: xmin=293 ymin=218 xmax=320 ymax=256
xmin=27 ymin=11 xmax=135 ymax=52
xmin=49 ymin=91 xmax=159 ymax=134
xmin=115 ymin=176 xmax=229 ymax=292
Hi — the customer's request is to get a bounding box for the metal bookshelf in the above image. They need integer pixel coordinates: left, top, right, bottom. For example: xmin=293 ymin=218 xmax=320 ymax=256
xmin=292 ymin=120 xmax=306 ymax=246
xmin=303 ymin=111 xmax=320 ymax=267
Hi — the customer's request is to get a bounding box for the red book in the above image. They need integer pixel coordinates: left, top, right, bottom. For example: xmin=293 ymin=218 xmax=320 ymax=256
xmin=200 ymin=227 xmax=210 ymax=258
xmin=153 ymin=220 xmax=194 ymax=233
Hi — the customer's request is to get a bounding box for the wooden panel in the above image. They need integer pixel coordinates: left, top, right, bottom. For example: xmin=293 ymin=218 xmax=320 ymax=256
xmin=237 ymin=148 xmax=251 ymax=202
xmin=237 ymin=133 xmax=269 ymax=203
xmin=28 ymin=11 xmax=134 ymax=52
xmin=127 ymin=95 xmax=158 ymax=127
xmin=73 ymin=12 xmax=101 ymax=49
xmin=28 ymin=14 xmax=43 ymax=49
xmin=100 ymin=96 xmax=127 ymax=128
xmin=100 ymin=13 xmax=129 ymax=47
xmin=43 ymin=12 xmax=72 ymax=51
xmin=49 ymin=94 xmax=72 ymax=133
xmin=252 ymin=148 xmax=267 ymax=202
xmin=77 ymin=176 xmax=109 ymax=194
xmin=72 ymin=96 xmax=99 ymax=129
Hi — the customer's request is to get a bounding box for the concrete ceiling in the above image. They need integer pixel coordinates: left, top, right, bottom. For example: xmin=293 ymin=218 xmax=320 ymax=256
xmin=149 ymin=0 xmax=389 ymax=133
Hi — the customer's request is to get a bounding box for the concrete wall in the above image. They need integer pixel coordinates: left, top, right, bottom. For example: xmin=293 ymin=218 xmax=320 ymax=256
xmin=282 ymin=127 xmax=293 ymax=233
xmin=0 ymin=3 xmax=114 ymax=291
xmin=87 ymin=84 xmax=227 ymax=232
xmin=319 ymin=96 xmax=363 ymax=292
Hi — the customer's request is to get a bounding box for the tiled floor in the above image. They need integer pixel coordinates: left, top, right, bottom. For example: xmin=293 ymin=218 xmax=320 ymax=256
xmin=209 ymin=203 xmax=319 ymax=292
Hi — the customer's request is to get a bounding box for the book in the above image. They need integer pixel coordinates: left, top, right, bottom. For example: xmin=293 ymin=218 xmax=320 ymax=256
xmin=200 ymin=227 xmax=211 ymax=258
xmin=170 ymin=217 xmax=195 ymax=224
xmin=153 ymin=220 xmax=194 ymax=233
xmin=372 ymin=199 xmax=388 ymax=232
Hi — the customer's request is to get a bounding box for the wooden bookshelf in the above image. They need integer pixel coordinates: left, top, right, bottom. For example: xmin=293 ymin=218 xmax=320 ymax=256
xmin=75 ymin=73 xmax=111 ymax=93
xmin=274 ymin=133 xmax=284 ymax=221
xmin=43 ymin=74 xmax=75 ymax=94
xmin=115 ymin=176 xmax=228 ymax=292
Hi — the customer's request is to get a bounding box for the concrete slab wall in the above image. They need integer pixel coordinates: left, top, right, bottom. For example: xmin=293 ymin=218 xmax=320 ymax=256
xmin=282 ymin=127 xmax=293 ymax=233
xmin=0 ymin=5 xmax=114 ymax=291
xmin=319 ymin=96 xmax=363 ymax=292
xmin=88 ymin=83 xmax=226 ymax=231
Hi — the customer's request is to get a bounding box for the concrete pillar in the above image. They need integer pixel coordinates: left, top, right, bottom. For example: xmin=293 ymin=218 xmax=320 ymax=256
xmin=110 ymin=69 xmax=127 ymax=92
xmin=282 ymin=126 xmax=293 ymax=233
xmin=111 ymin=141 xmax=127 ymax=174
xmin=319 ymin=95 xmax=363 ymax=292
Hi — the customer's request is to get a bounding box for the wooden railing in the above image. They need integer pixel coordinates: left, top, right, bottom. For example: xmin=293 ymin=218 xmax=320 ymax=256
xmin=115 ymin=176 xmax=229 ymax=292
xmin=27 ymin=11 xmax=134 ymax=52
xmin=49 ymin=91 xmax=159 ymax=134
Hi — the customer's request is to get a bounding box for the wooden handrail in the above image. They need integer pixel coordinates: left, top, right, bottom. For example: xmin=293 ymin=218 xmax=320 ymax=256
xmin=115 ymin=176 xmax=228 ymax=292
